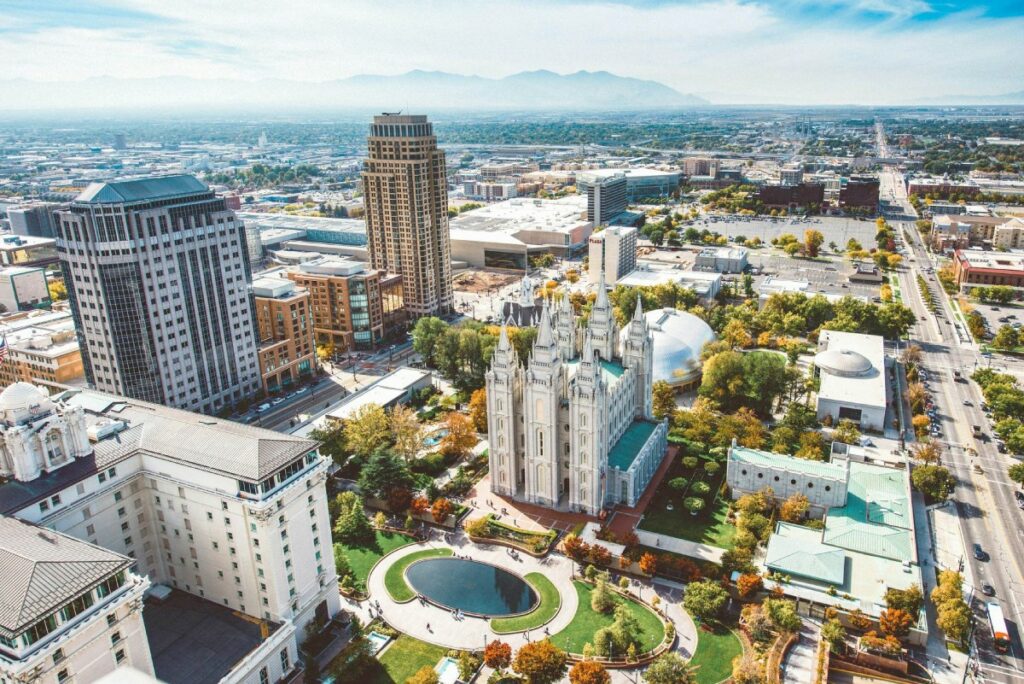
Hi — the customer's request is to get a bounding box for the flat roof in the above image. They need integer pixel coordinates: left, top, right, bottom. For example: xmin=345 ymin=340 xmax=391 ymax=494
xmin=450 ymin=195 xmax=589 ymax=236
xmin=565 ymin=357 xmax=625 ymax=385
xmin=957 ymin=249 xmax=1024 ymax=273
xmin=816 ymin=330 xmax=886 ymax=408
xmin=608 ymin=420 xmax=659 ymax=471
xmin=144 ymin=590 xmax=281 ymax=684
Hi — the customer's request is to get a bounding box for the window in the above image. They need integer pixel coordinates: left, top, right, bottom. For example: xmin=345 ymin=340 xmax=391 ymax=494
xmin=111 ymin=631 xmax=122 ymax=645
xmin=39 ymin=500 xmax=49 ymax=513
xmin=259 ymin=667 xmax=270 ymax=684
xmin=280 ymin=648 xmax=290 ymax=670
xmin=53 ymin=648 xmax=65 ymax=664
xmin=57 ymin=669 xmax=69 ymax=683
xmin=107 ymin=614 xmax=117 ymax=627
xmin=114 ymin=649 xmax=126 ymax=664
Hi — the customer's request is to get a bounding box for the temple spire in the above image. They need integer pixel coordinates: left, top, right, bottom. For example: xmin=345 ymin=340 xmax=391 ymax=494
xmin=632 ymin=293 xmax=644 ymax=322
xmin=595 ymin=269 xmax=609 ymax=309
xmin=497 ymin=323 xmax=511 ymax=351
xmin=536 ymin=298 xmax=554 ymax=347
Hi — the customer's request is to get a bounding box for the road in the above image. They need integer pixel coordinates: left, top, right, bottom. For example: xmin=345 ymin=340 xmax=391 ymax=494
xmin=892 ymin=161 xmax=1024 ymax=682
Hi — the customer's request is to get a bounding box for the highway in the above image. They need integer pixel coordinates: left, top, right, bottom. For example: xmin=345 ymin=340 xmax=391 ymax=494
xmin=882 ymin=164 xmax=1024 ymax=682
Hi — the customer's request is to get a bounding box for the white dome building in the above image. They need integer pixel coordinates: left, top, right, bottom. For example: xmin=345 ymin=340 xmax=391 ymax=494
xmin=0 ymin=382 xmax=91 ymax=482
xmin=813 ymin=330 xmax=887 ymax=432
xmin=621 ymin=308 xmax=716 ymax=390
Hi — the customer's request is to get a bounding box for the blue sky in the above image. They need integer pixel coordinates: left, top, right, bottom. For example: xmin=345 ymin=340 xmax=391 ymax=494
xmin=0 ymin=0 xmax=1021 ymax=104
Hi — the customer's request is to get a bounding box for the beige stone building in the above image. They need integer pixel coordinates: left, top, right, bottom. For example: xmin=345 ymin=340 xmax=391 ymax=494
xmin=362 ymin=114 xmax=453 ymax=317
xmin=251 ymin=276 xmax=317 ymax=394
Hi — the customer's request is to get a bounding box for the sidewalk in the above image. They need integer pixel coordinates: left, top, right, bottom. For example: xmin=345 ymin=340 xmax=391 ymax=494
xmin=634 ymin=529 xmax=725 ymax=563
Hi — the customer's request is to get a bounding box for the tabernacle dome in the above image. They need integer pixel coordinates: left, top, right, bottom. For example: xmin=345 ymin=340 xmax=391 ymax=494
xmin=620 ymin=307 xmax=716 ymax=390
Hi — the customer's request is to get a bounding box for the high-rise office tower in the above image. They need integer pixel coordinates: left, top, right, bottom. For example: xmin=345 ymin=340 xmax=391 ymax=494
xmin=55 ymin=175 xmax=261 ymax=414
xmin=578 ymin=171 xmax=628 ymax=225
xmin=362 ymin=114 xmax=453 ymax=317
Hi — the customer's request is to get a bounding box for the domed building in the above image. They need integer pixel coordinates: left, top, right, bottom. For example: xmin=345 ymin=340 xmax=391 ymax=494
xmin=620 ymin=308 xmax=716 ymax=391
xmin=0 ymin=381 xmax=91 ymax=482
xmin=813 ymin=330 xmax=886 ymax=431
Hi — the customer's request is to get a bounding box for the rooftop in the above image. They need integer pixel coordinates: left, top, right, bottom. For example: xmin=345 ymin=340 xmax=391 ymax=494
xmin=822 ymin=460 xmax=913 ymax=561
xmin=957 ymin=249 xmax=1024 ymax=272
xmin=764 ymin=522 xmax=846 ymax=584
xmin=815 ymin=330 xmax=886 ymax=408
xmin=565 ymin=357 xmax=626 ymax=385
xmin=75 ymin=175 xmax=209 ymax=204
xmin=729 ymin=445 xmax=849 ymax=481
xmin=608 ymin=420 xmax=659 ymax=471
xmin=0 ymin=516 xmax=131 ymax=638
xmin=450 ymin=195 xmax=589 ymax=236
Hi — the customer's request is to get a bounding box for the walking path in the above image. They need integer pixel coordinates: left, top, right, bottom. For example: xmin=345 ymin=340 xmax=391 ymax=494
xmin=781 ymin=623 xmax=818 ymax=684
xmin=634 ymin=529 xmax=725 ymax=563
xmin=355 ymin=529 xmax=699 ymax=662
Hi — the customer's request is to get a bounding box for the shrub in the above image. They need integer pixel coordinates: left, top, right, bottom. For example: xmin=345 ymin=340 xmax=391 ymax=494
xmin=682 ymin=456 xmax=699 ymax=470
xmin=684 ymin=497 xmax=705 ymax=514
xmin=704 ymin=461 xmax=720 ymax=476
xmin=691 ymin=481 xmax=711 ymax=496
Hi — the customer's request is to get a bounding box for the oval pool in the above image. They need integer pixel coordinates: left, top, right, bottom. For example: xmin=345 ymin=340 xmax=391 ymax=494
xmin=405 ymin=557 xmax=538 ymax=617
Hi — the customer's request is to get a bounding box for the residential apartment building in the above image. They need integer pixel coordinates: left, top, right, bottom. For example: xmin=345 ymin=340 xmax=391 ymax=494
xmin=588 ymin=226 xmax=637 ymax=284
xmin=779 ymin=165 xmax=803 ymax=186
xmin=252 ymin=276 xmax=316 ymax=394
xmin=577 ymin=172 xmax=628 ymax=224
xmin=682 ymin=157 xmax=718 ymax=177
xmin=929 ymin=214 xmax=1013 ymax=251
xmin=362 ymin=114 xmax=453 ymax=317
xmin=0 ymin=381 xmax=340 ymax=683
xmin=0 ymin=516 xmax=153 ymax=684
xmin=55 ymin=175 xmax=261 ymax=414
xmin=757 ymin=183 xmax=824 ymax=211
xmin=285 ymin=256 xmax=404 ymax=352
xmin=838 ymin=176 xmax=880 ymax=211
xmin=0 ymin=310 xmax=84 ymax=391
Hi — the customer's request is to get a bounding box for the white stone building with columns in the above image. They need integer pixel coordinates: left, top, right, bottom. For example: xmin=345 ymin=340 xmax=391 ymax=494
xmin=485 ymin=277 xmax=668 ymax=515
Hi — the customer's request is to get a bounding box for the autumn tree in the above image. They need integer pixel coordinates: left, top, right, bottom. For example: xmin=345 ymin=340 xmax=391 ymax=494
xmin=832 ymin=418 xmax=861 ymax=445
xmin=343 ymin=403 xmax=390 ymax=460
xmin=879 ymin=608 xmax=913 ymax=638
xmin=468 ymin=388 xmax=488 ymax=433
xmin=389 ymin=404 xmax=422 ymax=462
xmin=484 ymin=640 xmax=512 ymax=671
xmin=804 ymin=229 xmax=824 ymax=257
xmin=589 ymin=544 xmax=612 ymax=567
xmin=563 ymin=534 xmax=590 ymax=564
xmin=731 ymin=653 xmax=763 ymax=684
xmin=512 ymin=640 xmax=568 ymax=684
xmin=569 ymin=660 xmax=610 ymax=684
xmin=779 ymin=493 xmax=810 ymax=523
xmin=911 ymin=464 xmax=955 ymax=503
xmin=440 ymin=411 xmax=478 ymax=459
xmin=407 ymin=665 xmax=439 ymax=684
xmin=652 ymin=380 xmax=676 ymax=420
xmin=736 ymin=573 xmax=763 ymax=599
xmin=638 ymin=552 xmax=658 ymax=576
xmin=911 ymin=440 xmax=941 ymax=465
xmin=936 ymin=600 xmax=972 ymax=644
xmin=431 ymin=498 xmax=454 ymax=524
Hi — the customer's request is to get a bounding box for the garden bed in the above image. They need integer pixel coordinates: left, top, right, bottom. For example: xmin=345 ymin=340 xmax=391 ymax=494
xmin=549 ymin=580 xmax=666 ymax=656
xmin=638 ymin=456 xmax=736 ymax=550
xmin=466 ymin=514 xmax=558 ymax=555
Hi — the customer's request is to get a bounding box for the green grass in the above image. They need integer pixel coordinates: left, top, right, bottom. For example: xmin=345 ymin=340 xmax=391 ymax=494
xmin=339 ymin=530 xmax=417 ymax=586
xmin=638 ymin=460 xmax=736 ymax=550
xmin=369 ymin=634 xmax=447 ymax=684
xmin=690 ymin=623 xmax=743 ymax=684
xmin=490 ymin=573 xmax=561 ymax=633
xmin=549 ymin=581 xmax=664 ymax=655
xmin=383 ymin=548 xmax=453 ymax=601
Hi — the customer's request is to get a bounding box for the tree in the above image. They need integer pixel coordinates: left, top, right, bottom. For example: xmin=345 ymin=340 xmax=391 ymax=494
xmin=589 ymin=544 xmax=612 ymax=567
xmin=1009 ymin=462 xmax=1024 ymax=488
xmin=407 ymin=665 xmax=439 ymax=684
xmin=343 ymin=403 xmax=391 ymax=460
xmin=569 ymin=660 xmax=610 ymax=684
xmin=563 ymin=534 xmax=590 ymax=564
xmin=804 ymin=229 xmax=824 ymax=257
xmin=683 ymin=579 xmax=728 ymax=623
xmin=440 ymin=411 xmax=478 ymax=459
xmin=821 ymin=619 xmax=846 ymax=653
xmin=333 ymin=543 xmax=351 ymax=579
xmin=484 ymin=640 xmax=512 ymax=671
xmin=639 ymin=552 xmax=658 ymax=576
xmin=737 ymin=573 xmax=763 ymax=599
xmin=332 ymin=492 xmax=375 ymax=545
xmin=431 ymin=497 xmax=454 ymax=523
xmin=412 ymin=317 xmax=450 ymax=367
xmin=994 ymin=325 xmax=1020 ymax=351
xmin=935 ymin=599 xmax=972 ymax=643
xmin=795 ymin=431 xmax=826 ymax=461
xmin=722 ymin=319 xmax=753 ymax=349
xmin=832 ymin=418 xmax=861 ymax=445
xmin=357 ymin=449 xmax=414 ymax=511
xmin=910 ymin=440 xmax=941 ymax=465
xmin=390 ymin=404 xmax=422 ymax=462
xmin=860 ymin=631 xmax=902 ymax=656
xmin=684 ymin=497 xmax=705 ymax=515
xmin=309 ymin=422 xmax=347 ymax=466
xmin=763 ymin=598 xmax=801 ymax=632
xmin=513 ymin=640 xmax=568 ymax=684
xmin=48 ymin=280 xmax=68 ymax=301
xmin=642 ymin=652 xmax=696 ymax=684
xmin=468 ymin=388 xmax=488 ymax=433
xmin=885 ymin=585 xmax=924 ymax=616
xmin=911 ymin=464 xmax=955 ymax=502
xmin=731 ymin=653 xmax=763 ymax=684
xmin=652 ymin=380 xmax=676 ymax=420
xmin=591 ymin=576 xmax=616 ymax=614
xmin=879 ymin=608 xmax=913 ymax=638
xmin=779 ymin=493 xmax=810 ymax=522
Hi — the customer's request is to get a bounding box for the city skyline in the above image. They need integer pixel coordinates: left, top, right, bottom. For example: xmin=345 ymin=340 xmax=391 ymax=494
xmin=0 ymin=0 xmax=1021 ymax=106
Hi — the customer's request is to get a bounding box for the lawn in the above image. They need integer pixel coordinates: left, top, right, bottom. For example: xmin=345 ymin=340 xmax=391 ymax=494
xmin=339 ymin=530 xmax=417 ymax=586
xmin=549 ymin=581 xmax=664 ymax=655
xmin=383 ymin=548 xmax=453 ymax=601
xmin=638 ymin=459 xmax=736 ymax=550
xmin=689 ymin=623 xmax=743 ymax=684
xmin=490 ymin=572 xmax=561 ymax=633
xmin=369 ymin=634 xmax=447 ymax=684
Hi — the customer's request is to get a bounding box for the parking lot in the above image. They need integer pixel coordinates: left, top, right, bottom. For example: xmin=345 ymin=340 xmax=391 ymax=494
xmin=745 ymin=252 xmax=884 ymax=301
xmin=698 ymin=215 xmax=880 ymax=248
xmin=965 ymin=298 xmax=1024 ymax=342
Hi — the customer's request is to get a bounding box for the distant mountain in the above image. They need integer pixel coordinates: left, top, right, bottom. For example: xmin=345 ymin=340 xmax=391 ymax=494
xmin=0 ymin=70 xmax=709 ymax=113
xmin=916 ymin=90 xmax=1024 ymax=105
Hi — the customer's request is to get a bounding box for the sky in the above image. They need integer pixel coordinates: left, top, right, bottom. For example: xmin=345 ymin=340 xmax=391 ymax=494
xmin=0 ymin=0 xmax=1021 ymax=105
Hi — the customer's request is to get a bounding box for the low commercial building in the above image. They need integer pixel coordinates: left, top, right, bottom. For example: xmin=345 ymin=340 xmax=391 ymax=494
xmin=298 ymin=367 xmax=434 ymax=434
xmin=252 ymin=276 xmax=317 ymax=394
xmin=284 ymin=257 xmax=405 ymax=352
xmin=617 ymin=266 xmax=721 ymax=303
xmin=757 ymin=183 xmax=824 ymax=211
xmin=588 ymin=226 xmax=637 ymax=284
xmin=694 ymin=246 xmax=748 ymax=274
xmin=907 ymin=177 xmax=979 ymax=198
xmin=814 ymin=330 xmax=887 ymax=431
xmin=838 ymin=176 xmax=880 ymax=211
xmin=6 ymin=202 xmax=60 ymax=238
xmin=0 ymin=310 xmax=84 ymax=391
xmin=0 ymin=266 xmax=50 ymax=312
xmin=848 ymin=261 xmax=884 ymax=283
xmin=952 ymin=249 xmax=1024 ymax=291
xmin=449 ymin=195 xmax=593 ymax=269
xmin=0 ymin=235 xmax=59 ymax=267
xmin=727 ymin=447 xmax=923 ymax=634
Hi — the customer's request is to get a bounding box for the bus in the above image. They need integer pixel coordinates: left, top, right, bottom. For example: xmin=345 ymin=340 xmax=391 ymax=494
xmin=988 ymin=602 xmax=1011 ymax=653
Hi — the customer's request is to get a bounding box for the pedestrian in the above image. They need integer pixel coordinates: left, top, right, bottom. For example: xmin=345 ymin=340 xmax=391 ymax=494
xmin=427 ymin=622 xmax=431 ymax=631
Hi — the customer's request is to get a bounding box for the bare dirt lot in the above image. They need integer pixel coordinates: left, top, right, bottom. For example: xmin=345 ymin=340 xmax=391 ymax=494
xmin=453 ymin=269 xmax=521 ymax=294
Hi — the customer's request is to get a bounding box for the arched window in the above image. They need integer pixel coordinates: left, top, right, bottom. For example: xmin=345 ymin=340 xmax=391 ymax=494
xmin=45 ymin=430 xmax=65 ymax=464
xmin=537 ymin=430 xmax=544 ymax=456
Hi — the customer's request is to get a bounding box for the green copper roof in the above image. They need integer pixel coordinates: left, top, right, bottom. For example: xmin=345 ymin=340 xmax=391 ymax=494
xmin=609 ymin=420 xmax=658 ymax=471
xmin=565 ymin=358 xmax=626 ymax=385
xmin=729 ymin=446 xmax=847 ymax=480
xmin=822 ymin=461 xmax=912 ymax=561
xmin=76 ymin=174 xmax=210 ymax=204
xmin=765 ymin=523 xmax=846 ymax=585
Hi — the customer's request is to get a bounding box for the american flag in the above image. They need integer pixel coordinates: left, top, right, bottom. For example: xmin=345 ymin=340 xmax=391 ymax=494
xmin=0 ymin=334 xmax=7 ymax=365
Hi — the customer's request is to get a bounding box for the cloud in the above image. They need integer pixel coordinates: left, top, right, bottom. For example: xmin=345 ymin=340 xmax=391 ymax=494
xmin=0 ymin=0 xmax=1019 ymax=104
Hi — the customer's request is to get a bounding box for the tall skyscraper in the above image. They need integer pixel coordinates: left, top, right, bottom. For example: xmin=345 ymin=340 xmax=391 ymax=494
xmin=362 ymin=114 xmax=453 ymax=317
xmin=55 ymin=175 xmax=261 ymax=414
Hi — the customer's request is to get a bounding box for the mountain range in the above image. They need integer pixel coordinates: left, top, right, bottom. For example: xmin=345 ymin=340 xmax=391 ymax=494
xmin=916 ymin=90 xmax=1024 ymax=105
xmin=0 ymin=70 xmax=709 ymax=113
